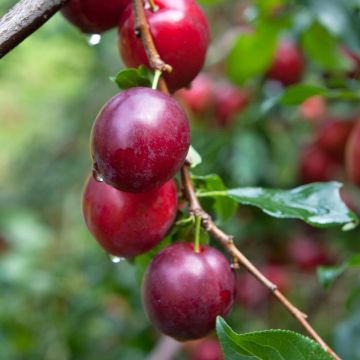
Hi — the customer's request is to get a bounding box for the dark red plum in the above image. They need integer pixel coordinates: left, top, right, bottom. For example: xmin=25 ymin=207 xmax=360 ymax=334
xmin=316 ymin=119 xmax=355 ymax=163
xmin=346 ymin=121 xmax=360 ymax=187
xmin=62 ymin=0 xmax=130 ymax=33
xmin=142 ymin=243 xmax=235 ymax=340
xmin=118 ymin=0 xmax=210 ymax=92
xmin=82 ymin=176 xmax=177 ymax=258
xmin=176 ymin=74 xmax=214 ymax=115
xmin=288 ymin=237 xmax=332 ymax=272
xmin=91 ymin=87 xmax=190 ymax=192
xmin=299 ymin=144 xmax=339 ymax=184
xmin=192 ymin=338 xmax=224 ymax=360
xmin=214 ymin=83 xmax=250 ymax=127
xmin=266 ymin=40 xmax=304 ymax=86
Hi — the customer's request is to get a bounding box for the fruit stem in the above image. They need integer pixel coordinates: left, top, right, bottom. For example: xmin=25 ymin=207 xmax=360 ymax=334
xmin=152 ymin=69 xmax=162 ymax=90
xmin=194 ymin=215 xmax=201 ymax=253
xmin=148 ymin=0 xmax=159 ymax=12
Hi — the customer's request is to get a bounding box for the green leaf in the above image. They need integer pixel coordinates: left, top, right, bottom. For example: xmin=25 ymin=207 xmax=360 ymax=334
xmin=197 ymin=0 xmax=225 ymax=4
xmin=318 ymin=254 xmax=360 ymax=289
xmin=226 ymin=20 xmax=283 ymax=85
xmin=281 ymin=84 xmax=327 ymax=105
xmin=302 ymin=21 xmax=352 ymax=71
xmin=255 ymin=0 xmax=286 ymax=17
xmin=197 ymin=182 xmax=358 ymax=228
xmin=216 ymin=317 xmax=333 ymax=360
xmin=112 ymin=65 xmax=153 ymax=90
xmin=186 ymin=145 xmax=202 ymax=168
xmin=192 ymin=174 xmax=238 ymax=223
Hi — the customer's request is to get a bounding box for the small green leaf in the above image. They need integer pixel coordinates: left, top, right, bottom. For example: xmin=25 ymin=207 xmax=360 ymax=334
xmin=186 ymin=145 xmax=202 ymax=168
xmin=197 ymin=182 xmax=358 ymax=228
xmin=226 ymin=20 xmax=283 ymax=85
xmin=302 ymin=21 xmax=352 ymax=71
xmin=112 ymin=65 xmax=153 ymax=90
xmin=281 ymin=84 xmax=327 ymax=105
xmin=318 ymin=253 xmax=360 ymax=289
xmin=216 ymin=317 xmax=333 ymax=360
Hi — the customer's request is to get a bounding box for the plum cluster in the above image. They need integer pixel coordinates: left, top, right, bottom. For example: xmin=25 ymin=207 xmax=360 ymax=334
xmin=63 ymin=0 xmax=236 ymax=341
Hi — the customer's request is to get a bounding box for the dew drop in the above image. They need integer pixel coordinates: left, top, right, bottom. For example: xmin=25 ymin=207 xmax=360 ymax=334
xmin=92 ymin=166 xmax=104 ymax=183
xmin=108 ymin=255 xmax=125 ymax=264
xmin=88 ymin=34 xmax=102 ymax=47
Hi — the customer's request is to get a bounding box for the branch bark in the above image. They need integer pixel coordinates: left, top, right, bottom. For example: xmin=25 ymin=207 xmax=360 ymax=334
xmin=146 ymin=336 xmax=182 ymax=360
xmin=0 ymin=0 xmax=69 ymax=59
xmin=132 ymin=1 xmax=341 ymax=359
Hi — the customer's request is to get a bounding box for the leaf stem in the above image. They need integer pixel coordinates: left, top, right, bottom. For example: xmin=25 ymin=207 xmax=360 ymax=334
xmin=148 ymin=0 xmax=159 ymax=12
xmin=152 ymin=69 xmax=162 ymax=90
xmin=196 ymin=190 xmax=227 ymax=198
xmin=194 ymin=215 xmax=201 ymax=253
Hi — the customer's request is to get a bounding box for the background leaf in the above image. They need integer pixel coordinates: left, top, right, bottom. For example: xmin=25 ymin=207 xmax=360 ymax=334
xmin=281 ymin=84 xmax=326 ymax=105
xmin=301 ymin=21 xmax=352 ymax=71
xmin=318 ymin=254 xmax=360 ymax=289
xmin=226 ymin=20 xmax=284 ymax=85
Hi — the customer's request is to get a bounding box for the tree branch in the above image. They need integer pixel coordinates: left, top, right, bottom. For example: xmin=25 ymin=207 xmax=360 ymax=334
xmin=146 ymin=336 xmax=181 ymax=360
xmin=132 ymin=0 xmax=341 ymax=359
xmin=0 ymin=0 xmax=69 ymax=59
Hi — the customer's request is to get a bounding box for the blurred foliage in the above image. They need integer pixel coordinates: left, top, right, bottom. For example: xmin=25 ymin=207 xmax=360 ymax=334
xmin=1 ymin=0 xmax=360 ymax=359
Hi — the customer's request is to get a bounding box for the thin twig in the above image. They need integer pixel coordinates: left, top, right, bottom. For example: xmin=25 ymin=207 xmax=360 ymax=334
xmin=146 ymin=336 xmax=181 ymax=360
xmin=180 ymin=167 xmax=340 ymax=360
xmin=133 ymin=0 xmax=341 ymax=358
xmin=132 ymin=0 xmax=172 ymax=73
xmin=0 ymin=0 xmax=69 ymax=59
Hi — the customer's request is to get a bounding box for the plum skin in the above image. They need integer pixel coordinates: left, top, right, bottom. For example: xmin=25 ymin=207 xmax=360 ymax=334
xmin=91 ymin=87 xmax=190 ymax=193
xmin=62 ymin=0 xmax=130 ymax=34
xmin=118 ymin=0 xmax=210 ymax=92
xmin=82 ymin=176 xmax=178 ymax=258
xmin=266 ymin=40 xmax=305 ymax=86
xmin=142 ymin=242 xmax=236 ymax=341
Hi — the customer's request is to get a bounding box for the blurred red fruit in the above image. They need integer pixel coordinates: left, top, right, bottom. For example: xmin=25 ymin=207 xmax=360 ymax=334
xmin=266 ymin=40 xmax=305 ymax=86
xmin=299 ymin=144 xmax=339 ymax=183
xmin=288 ymin=237 xmax=332 ymax=272
xmin=176 ymin=74 xmax=214 ymax=115
xmin=299 ymin=96 xmax=327 ymax=122
xmin=191 ymin=338 xmax=224 ymax=360
xmin=346 ymin=121 xmax=360 ymax=187
xmin=214 ymin=83 xmax=250 ymax=127
xmin=316 ymin=119 xmax=355 ymax=163
xmin=236 ymin=264 xmax=289 ymax=310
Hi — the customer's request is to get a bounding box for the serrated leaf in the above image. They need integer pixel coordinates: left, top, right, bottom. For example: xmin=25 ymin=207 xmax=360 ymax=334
xmin=226 ymin=20 xmax=283 ymax=85
xmin=318 ymin=253 xmax=360 ymax=289
xmin=113 ymin=65 xmax=152 ymax=90
xmin=281 ymin=84 xmax=327 ymax=105
xmin=216 ymin=317 xmax=333 ymax=360
xmin=197 ymin=182 xmax=358 ymax=228
xmin=302 ymin=21 xmax=352 ymax=71
xmin=186 ymin=145 xmax=202 ymax=168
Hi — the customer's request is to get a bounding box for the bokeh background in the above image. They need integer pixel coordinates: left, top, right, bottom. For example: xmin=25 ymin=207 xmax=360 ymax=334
xmin=1 ymin=0 xmax=360 ymax=359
